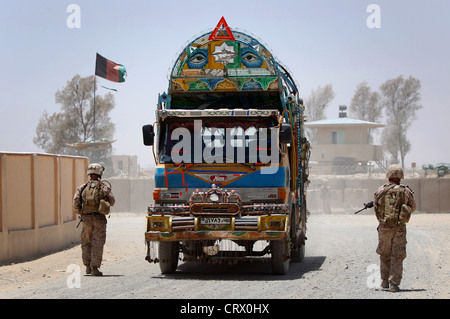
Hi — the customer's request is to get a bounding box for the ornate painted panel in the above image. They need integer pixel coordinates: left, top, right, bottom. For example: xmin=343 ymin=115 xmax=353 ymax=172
xmin=169 ymin=17 xmax=281 ymax=94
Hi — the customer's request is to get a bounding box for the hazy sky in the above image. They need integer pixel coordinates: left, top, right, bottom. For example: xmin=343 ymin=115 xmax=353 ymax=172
xmin=1 ymin=0 xmax=449 ymax=169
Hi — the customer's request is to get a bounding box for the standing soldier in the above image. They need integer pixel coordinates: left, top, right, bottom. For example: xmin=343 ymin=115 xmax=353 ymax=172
xmin=373 ymin=164 xmax=416 ymax=292
xmin=73 ymin=163 xmax=115 ymax=276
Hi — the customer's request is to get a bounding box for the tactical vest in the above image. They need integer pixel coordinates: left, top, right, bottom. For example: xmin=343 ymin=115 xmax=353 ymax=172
xmin=376 ymin=183 xmax=411 ymax=226
xmin=81 ymin=180 xmax=104 ymax=213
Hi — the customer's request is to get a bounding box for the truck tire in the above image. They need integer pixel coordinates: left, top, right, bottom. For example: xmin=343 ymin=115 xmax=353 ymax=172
xmin=271 ymin=240 xmax=289 ymax=275
xmin=159 ymin=241 xmax=179 ymax=274
xmin=291 ymin=221 xmax=306 ymax=262
xmin=291 ymin=202 xmax=307 ymax=262
xmin=290 ymin=241 xmax=305 ymax=262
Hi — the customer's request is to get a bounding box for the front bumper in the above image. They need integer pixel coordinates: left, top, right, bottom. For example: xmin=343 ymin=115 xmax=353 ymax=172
xmin=145 ymin=214 xmax=289 ymax=242
xmin=145 ymin=229 xmax=288 ymax=242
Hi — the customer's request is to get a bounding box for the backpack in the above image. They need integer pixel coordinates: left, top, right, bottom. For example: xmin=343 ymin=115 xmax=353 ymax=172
xmin=376 ymin=184 xmax=410 ymax=226
xmin=81 ymin=180 xmax=111 ymax=215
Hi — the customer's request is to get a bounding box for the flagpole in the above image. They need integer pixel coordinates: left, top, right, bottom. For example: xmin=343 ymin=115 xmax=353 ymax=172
xmin=93 ymin=76 xmax=96 ymax=141
xmin=93 ymin=53 xmax=126 ymax=142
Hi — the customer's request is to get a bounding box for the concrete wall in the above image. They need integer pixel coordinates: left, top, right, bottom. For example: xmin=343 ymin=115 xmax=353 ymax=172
xmin=308 ymin=177 xmax=450 ymax=214
xmin=0 ymin=152 xmax=88 ymax=264
xmin=108 ymin=175 xmax=450 ymax=215
xmin=309 ymin=144 xmax=384 ymax=163
xmin=109 ymin=178 xmax=154 ymax=213
xmin=316 ymin=126 xmax=369 ymax=144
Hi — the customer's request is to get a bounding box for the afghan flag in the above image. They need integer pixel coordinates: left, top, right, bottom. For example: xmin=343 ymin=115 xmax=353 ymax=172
xmin=95 ymin=53 xmax=127 ymax=83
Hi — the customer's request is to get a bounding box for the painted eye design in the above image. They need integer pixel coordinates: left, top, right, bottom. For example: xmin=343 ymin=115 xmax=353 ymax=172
xmin=187 ymin=49 xmax=208 ymax=69
xmin=241 ymin=47 xmax=263 ymax=68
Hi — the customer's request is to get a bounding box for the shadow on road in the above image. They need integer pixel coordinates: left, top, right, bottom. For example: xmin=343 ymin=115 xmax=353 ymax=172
xmin=152 ymin=255 xmax=326 ymax=281
xmin=374 ymin=287 xmax=427 ymax=293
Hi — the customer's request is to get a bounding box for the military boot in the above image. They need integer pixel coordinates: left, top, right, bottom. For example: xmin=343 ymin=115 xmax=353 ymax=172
xmin=389 ymin=283 xmax=400 ymax=292
xmin=381 ymin=279 xmax=389 ymax=289
xmin=91 ymin=267 xmax=103 ymax=276
xmin=85 ymin=266 xmax=91 ymax=275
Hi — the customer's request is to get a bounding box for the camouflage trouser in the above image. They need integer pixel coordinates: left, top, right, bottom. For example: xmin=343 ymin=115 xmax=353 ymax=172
xmin=81 ymin=213 xmax=107 ymax=268
xmin=376 ymin=222 xmax=407 ymax=285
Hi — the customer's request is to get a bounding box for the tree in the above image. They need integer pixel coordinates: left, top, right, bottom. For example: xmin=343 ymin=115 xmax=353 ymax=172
xmin=33 ymin=74 xmax=115 ymax=155
xmin=305 ymin=84 xmax=335 ymax=121
xmin=304 ymin=84 xmax=335 ymax=143
xmin=379 ymin=75 xmax=422 ymax=168
xmin=349 ymin=81 xmax=382 ymax=143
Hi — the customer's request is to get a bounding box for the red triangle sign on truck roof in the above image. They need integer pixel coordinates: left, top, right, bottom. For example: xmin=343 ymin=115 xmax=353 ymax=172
xmin=209 ymin=17 xmax=235 ymax=41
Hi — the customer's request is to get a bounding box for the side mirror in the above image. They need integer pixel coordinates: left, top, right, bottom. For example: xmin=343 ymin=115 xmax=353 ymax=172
xmin=142 ymin=124 xmax=155 ymax=146
xmin=279 ymin=123 xmax=292 ymax=144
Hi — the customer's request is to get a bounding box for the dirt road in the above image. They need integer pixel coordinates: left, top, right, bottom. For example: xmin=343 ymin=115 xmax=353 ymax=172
xmin=0 ymin=212 xmax=448 ymax=300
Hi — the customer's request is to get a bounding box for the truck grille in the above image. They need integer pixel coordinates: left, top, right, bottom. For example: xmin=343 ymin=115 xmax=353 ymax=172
xmin=171 ymin=217 xmax=195 ymax=231
xmin=234 ymin=217 xmax=258 ymax=231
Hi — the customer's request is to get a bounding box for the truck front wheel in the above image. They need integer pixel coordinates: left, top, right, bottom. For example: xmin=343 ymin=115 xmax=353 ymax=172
xmin=159 ymin=241 xmax=179 ymax=274
xmin=271 ymin=240 xmax=289 ymax=275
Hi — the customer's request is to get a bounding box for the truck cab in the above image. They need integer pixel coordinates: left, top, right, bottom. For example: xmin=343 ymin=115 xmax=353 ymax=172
xmin=143 ymin=17 xmax=310 ymax=275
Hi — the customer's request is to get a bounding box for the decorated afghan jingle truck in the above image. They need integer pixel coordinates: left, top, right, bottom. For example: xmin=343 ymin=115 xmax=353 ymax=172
xmin=142 ymin=17 xmax=311 ymax=275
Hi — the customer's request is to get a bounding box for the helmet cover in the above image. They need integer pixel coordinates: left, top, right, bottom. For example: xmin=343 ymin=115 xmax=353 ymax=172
xmin=87 ymin=163 xmax=104 ymax=177
xmin=386 ymin=164 xmax=404 ymax=179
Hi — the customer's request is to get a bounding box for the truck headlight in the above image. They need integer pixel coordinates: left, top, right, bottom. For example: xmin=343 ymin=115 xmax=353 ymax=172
xmin=209 ymin=193 xmax=219 ymax=202
xmin=205 ymin=188 xmax=223 ymax=203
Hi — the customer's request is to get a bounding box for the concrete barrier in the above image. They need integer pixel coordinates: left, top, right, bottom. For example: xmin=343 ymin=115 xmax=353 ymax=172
xmin=109 ymin=178 xmax=154 ymax=213
xmin=108 ymin=175 xmax=450 ymax=214
xmin=0 ymin=152 xmax=88 ymax=264
xmin=307 ymin=176 xmax=450 ymax=214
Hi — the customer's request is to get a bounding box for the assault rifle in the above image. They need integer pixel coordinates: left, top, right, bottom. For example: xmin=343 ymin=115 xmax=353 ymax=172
xmin=76 ymin=216 xmax=82 ymax=228
xmin=354 ymin=201 xmax=374 ymax=214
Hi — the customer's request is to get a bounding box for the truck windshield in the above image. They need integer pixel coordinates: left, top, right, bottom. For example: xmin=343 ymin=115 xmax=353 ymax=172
xmin=170 ymin=92 xmax=282 ymax=110
xmin=158 ymin=118 xmax=280 ymax=164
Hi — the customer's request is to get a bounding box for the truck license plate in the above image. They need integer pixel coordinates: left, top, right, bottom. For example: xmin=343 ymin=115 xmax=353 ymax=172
xmin=200 ymin=217 xmax=231 ymax=225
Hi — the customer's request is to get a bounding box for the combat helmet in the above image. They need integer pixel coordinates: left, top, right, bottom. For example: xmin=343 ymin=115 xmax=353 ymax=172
xmin=87 ymin=163 xmax=104 ymax=177
xmin=386 ymin=164 xmax=404 ymax=179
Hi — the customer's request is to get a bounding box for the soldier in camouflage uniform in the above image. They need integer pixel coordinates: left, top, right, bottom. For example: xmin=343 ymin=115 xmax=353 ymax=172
xmin=373 ymin=164 xmax=416 ymax=292
xmin=73 ymin=163 xmax=115 ymax=276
